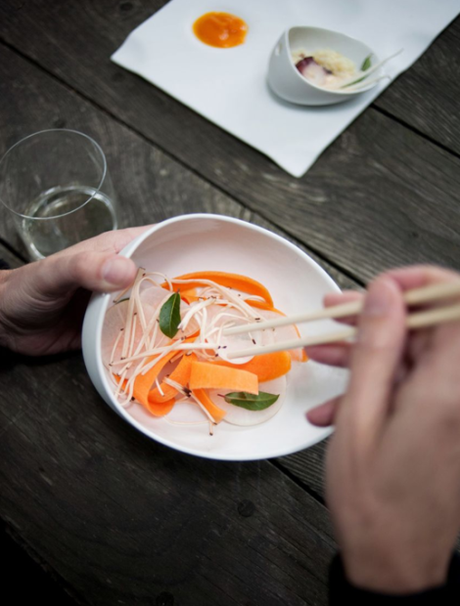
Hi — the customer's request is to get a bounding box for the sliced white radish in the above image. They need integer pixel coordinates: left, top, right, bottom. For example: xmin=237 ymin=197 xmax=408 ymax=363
xmin=202 ymin=304 xmax=275 ymax=364
xmin=102 ymin=300 xmax=132 ymax=366
xmin=102 ymin=300 xmax=158 ymax=377
xmin=208 ymin=376 xmax=287 ymax=426
xmin=251 ymin=309 xmax=305 ymax=361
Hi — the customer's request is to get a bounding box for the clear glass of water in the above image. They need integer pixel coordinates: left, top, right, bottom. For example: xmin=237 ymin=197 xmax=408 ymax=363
xmin=0 ymin=129 xmax=119 ymax=260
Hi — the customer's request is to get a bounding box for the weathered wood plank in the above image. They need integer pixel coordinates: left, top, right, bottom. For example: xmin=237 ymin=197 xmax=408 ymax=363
xmin=0 ymin=39 xmax=352 ymax=501
xmin=1 ymin=2 xmax=460 ymax=283
xmin=0 ymin=41 xmax=356 ymax=605
xmin=279 ymin=441 xmax=328 ymax=501
xmin=0 ymin=345 xmax=336 ymax=606
xmin=1 ymin=521 xmax=81 ymax=605
xmin=0 ymin=239 xmax=23 ymax=268
xmin=0 ymin=42 xmax=357 ymax=292
xmin=0 ymin=241 xmax=81 ymax=603
xmin=375 ymin=16 xmax=460 ymax=155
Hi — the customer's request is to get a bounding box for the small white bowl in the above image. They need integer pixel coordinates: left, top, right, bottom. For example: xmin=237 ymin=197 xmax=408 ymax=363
xmin=82 ymin=214 xmax=348 ymax=461
xmin=268 ymin=26 xmax=379 ymax=106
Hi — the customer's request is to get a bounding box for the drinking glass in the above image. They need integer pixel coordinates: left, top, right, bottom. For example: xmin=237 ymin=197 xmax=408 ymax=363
xmin=0 ymin=129 xmax=119 ymax=260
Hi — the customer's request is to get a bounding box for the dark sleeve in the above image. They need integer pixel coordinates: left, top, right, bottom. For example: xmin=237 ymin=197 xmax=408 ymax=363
xmin=0 ymin=259 xmax=10 ymax=270
xmin=329 ymin=552 xmax=460 ymax=605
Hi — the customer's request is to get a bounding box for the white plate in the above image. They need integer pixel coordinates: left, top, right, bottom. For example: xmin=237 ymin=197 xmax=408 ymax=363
xmin=83 ymin=214 xmax=348 ymax=460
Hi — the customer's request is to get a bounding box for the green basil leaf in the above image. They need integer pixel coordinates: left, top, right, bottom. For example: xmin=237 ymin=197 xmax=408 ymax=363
xmin=159 ymin=292 xmax=181 ymax=338
xmin=361 ymin=54 xmax=372 ymax=71
xmin=223 ymin=391 xmax=279 ymax=411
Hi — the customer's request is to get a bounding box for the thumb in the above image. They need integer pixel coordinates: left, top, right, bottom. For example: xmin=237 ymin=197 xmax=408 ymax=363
xmin=26 ymin=251 xmax=137 ymax=301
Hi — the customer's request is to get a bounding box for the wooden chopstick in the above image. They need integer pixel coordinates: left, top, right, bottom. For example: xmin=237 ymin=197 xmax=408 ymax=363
xmin=224 ymin=282 xmax=460 ymax=360
xmin=223 ymin=281 xmax=460 ymax=337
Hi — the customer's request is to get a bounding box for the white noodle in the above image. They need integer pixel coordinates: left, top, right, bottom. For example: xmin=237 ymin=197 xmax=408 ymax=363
xmin=107 ymin=271 xmax=278 ymax=431
xmin=121 ymin=268 xmax=144 ymax=358
xmin=110 ymin=341 xmax=220 ymax=367
xmin=128 ymin=312 xmax=137 ymax=358
xmin=170 ymin=278 xmax=260 ymax=318
xmin=154 ymin=377 xmax=164 ymax=397
xmin=189 ymin=392 xmax=218 ymax=424
xmin=179 ymin=298 xmax=215 ymax=331
xmin=110 ymin=328 xmax=124 ymax=365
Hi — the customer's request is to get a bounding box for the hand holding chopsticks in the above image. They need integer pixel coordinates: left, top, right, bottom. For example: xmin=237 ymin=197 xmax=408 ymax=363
xmin=224 ymin=280 xmax=460 ymax=359
xmin=307 ymin=268 xmax=460 ymax=591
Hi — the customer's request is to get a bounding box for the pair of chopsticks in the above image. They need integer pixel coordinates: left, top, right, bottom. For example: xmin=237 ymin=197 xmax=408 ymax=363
xmin=224 ymin=281 xmax=460 ymax=360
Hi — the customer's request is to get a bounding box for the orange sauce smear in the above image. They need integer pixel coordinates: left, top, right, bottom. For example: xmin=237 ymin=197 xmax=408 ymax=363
xmin=193 ymin=12 xmax=248 ymax=48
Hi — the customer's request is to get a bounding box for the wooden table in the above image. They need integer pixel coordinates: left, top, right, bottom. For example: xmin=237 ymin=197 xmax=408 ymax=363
xmin=1 ymin=2 xmax=459 ymax=604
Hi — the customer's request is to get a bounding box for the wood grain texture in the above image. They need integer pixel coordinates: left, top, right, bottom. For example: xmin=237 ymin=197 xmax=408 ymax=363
xmin=1 ymin=521 xmax=80 ymax=605
xmin=0 ymin=42 xmax=358 ymax=290
xmin=0 ymin=240 xmax=23 ymax=268
xmin=0 ymin=243 xmax=80 ymax=604
xmin=1 ymin=2 xmax=460 ymax=283
xmin=0 ymin=38 xmax=353 ymax=496
xmin=0 ymin=40 xmax=357 ymax=605
xmin=0 ymin=237 xmax=333 ymax=604
xmin=0 ymin=347 xmax=336 ymax=606
xmin=0 ymin=37 xmax=343 ymax=518
xmin=375 ymin=16 xmax=460 ymax=154
xmin=279 ymin=441 xmax=328 ymax=501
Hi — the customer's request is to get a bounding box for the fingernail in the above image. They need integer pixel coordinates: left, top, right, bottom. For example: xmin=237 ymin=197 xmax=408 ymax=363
xmin=102 ymin=257 xmax=133 ymax=286
xmin=363 ymin=279 xmax=394 ymax=317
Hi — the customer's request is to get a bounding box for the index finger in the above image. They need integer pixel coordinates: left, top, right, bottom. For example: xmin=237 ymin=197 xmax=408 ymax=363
xmin=338 ymin=276 xmax=407 ymax=447
xmin=384 ymin=265 xmax=460 ymax=291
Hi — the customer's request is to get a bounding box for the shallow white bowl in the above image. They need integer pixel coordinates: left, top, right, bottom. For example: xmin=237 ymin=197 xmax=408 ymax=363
xmin=82 ymin=214 xmax=348 ymax=460
xmin=268 ymin=26 xmax=379 ymax=106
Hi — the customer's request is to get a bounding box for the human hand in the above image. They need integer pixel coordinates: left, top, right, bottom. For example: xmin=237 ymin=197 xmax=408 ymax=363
xmin=0 ymin=226 xmax=151 ymax=355
xmin=306 ymin=266 xmax=460 ymax=593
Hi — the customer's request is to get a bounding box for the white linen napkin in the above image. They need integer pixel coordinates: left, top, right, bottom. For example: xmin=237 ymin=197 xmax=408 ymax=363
xmin=112 ymin=0 xmax=460 ymax=178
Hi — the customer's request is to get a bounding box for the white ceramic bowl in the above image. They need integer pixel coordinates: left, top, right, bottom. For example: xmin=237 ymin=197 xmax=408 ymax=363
xmin=268 ymin=26 xmax=380 ymax=106
xmin=82 ymin=214 xmax=348 ymax=460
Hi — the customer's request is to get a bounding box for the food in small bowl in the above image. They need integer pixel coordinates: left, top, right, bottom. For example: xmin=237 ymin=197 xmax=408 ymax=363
xmin=82 ymin=215 xmax=347 ymax=460
xmin=293 ymin=48 xmax=364 ymax=89
xmin=268 ymin=26 xmax=382 ymax=106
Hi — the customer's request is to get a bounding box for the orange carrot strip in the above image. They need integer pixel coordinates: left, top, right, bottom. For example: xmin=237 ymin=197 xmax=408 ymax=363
xmin=246 ymin=299 xmax=283 ymax=312
xmin=210 ymin=351 xmax=292 ymax=382
xmin=180 ymin=288 xmax=198 ymax=298
xmin=116 ymin=335 xmax=198 ymax=416
xmin=191 ymin=389 xmax=226 ymax=423
xmin=290 ymin=346 xmax=308 ymax=362
xmin=180 ymin=288 xmax=198 ymax=305
xmin=113 ymin=375 xmax=176 ymax=417
xmin=131 ymin=350 xmax=179 ymax=413
xmin=167 ymin=271 xmax=273 ymax=306
xmin=189 ymin=361 xmax=259 ymax=394
xmin=180 ymin=295 xmax=200 ymax=304
xmin=145 ymin=398 xmax=177 ymax=417
xmin=149 ymin=352 xmax=198 ymax=404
